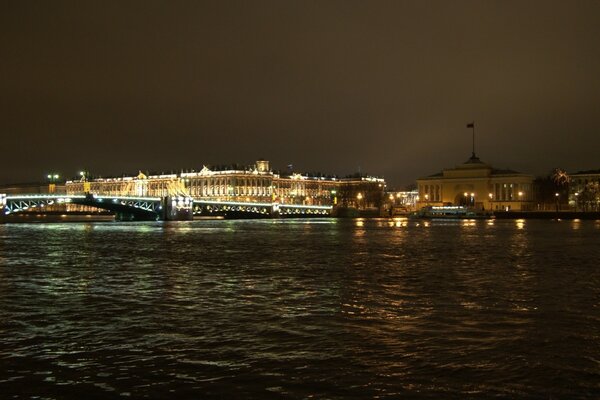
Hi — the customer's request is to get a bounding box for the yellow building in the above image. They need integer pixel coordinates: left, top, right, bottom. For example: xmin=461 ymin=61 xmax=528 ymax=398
xmin=417 ymin=154 xmax=534 ymax=211
xmin=65 ymin=160 xmax=385 ymax=209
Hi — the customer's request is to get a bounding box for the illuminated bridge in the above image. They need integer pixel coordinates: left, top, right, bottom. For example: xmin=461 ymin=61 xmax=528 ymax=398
xmin=0 ymin=193 xmax=333 ymax=221
xmin=0 ymin=160 xmax=386 ymax=221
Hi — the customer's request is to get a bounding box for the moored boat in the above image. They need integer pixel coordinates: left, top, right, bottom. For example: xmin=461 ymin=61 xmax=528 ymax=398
xmin=410 ymin=205 xmax=493 ymax=219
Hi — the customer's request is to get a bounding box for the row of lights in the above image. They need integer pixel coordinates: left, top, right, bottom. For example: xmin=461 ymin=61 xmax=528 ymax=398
xmin=420 ymin=191 xmax=527 ymax=202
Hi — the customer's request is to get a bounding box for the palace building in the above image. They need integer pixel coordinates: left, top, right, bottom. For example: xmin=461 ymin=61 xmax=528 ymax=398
xmin=65 ymin=160 xmax=386 ymax=210
xmin=416 ymin=153 xmax=534 ymax=211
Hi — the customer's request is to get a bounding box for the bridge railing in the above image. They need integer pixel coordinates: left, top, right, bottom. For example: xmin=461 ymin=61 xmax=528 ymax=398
xmin=3 ymin=193 xmax=333 ymax=218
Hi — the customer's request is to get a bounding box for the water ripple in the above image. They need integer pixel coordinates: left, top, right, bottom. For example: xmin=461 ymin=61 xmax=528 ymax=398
xmin=1 ymin=219 xmax=600 ymax=398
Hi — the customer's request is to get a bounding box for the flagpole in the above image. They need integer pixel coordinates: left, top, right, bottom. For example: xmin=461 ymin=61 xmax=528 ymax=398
xmin=466 ymin=121 xmax=476 ymax=158
xmin=472 ymin=122 xmax=475 ymax=157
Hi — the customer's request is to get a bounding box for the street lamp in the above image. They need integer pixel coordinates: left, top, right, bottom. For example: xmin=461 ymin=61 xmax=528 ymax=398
xmin=47 ymin=173 xmax=60 ymax=182
xmin=424 ymin=193 xmax=429 ymax=206
xmin=79 ymin=170 xmax=91 ymax=194
xmin=388 ymin=193 xmax=395 ymax=216
xmin=488 ymin=193 xmax=493 ymax=210
xmin=46 ymin=173 xmax=60 ymax=194
xmin=357 ymin=192 xmax=363 ymax=209
xmin=555 ymin=192 xmax=560 ymax=213
xmin=518 ymin=191 xmax=523 ymax=211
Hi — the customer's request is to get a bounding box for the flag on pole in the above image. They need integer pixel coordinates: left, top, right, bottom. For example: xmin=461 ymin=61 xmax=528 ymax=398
xmin=466 ymin=122 xmax=474 ymax=128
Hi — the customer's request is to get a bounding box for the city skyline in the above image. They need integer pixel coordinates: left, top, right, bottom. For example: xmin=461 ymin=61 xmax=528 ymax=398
xmin=2 ymin=1 xmax=599 ymax=187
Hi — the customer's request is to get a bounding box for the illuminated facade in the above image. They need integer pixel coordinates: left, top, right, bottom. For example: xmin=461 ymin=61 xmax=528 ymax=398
xmin=65 ymin=160 xmax=385 ymax=209
xmin=390 ymin=190 xmax=419 ymax=212
xmin=67 ymin=173 xmax=186 ymax=198
xmin=417 ymin=154 xmax=534 ymax=211
xmin=569 ymin=170 xmax=600 ymax=210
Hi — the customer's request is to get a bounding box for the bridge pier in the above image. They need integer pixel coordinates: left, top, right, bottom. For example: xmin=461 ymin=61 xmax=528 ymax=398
xmin=0 ymin=194 xmax=6 ymax=223
xmin=161 ymin=196 xmax=193 ymax=221
xmin=271 ymin=203 xmax=280 ymax=218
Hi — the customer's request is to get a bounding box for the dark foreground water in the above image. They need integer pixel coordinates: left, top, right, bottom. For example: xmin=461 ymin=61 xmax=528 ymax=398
xmin=1 ymin=218 xmax=599 ymax=399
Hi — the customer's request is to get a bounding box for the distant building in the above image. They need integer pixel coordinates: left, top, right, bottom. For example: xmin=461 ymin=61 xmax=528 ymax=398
xmin=0 ymin=182 xmax=65 ymax=195
xmin=416 ymin=153 xmax=534 ymax=211
xmin=569 ymin=169 xmax=600 ymax=210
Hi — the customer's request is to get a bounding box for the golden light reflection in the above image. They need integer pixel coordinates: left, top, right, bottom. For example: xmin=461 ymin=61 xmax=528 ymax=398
xmin=387 ymin=217 xmax=408 ymax=228
xmin=396 ymin=217 xmax=408 ymax=228
xmin=460 ymin=301 xmax=483 ymax=310
xmin=352 ymin=218 xmax=367 ymax=241
xmin=515 ymin=219 xmax=525 ymax=229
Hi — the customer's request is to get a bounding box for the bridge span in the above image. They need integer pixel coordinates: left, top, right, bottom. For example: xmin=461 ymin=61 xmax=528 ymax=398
xmin=1 ymin=193 xmax=333 ymax=221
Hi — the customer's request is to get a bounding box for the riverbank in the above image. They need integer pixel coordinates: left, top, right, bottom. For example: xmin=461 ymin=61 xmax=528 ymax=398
xmin=494 ymin=210 xmax=600 ymax=220
xmin=5 ymin=210 xmax=600 ymax=223
xmin=1 ymin=212 xmax=114 ymax=223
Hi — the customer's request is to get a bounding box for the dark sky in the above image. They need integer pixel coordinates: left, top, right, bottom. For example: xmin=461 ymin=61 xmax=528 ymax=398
xmin=1 ymin=1 xmax=599 ymax=188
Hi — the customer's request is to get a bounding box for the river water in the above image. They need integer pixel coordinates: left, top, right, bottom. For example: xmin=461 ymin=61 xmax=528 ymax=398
xmin=1 ymin=218 xmax=599 ymax=399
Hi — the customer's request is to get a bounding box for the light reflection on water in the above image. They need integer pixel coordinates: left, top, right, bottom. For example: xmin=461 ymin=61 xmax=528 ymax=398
xmin=1 ymin=218 xmax=600 ymax=398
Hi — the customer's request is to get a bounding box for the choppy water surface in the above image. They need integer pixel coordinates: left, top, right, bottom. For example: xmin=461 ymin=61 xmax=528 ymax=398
xmin=1 ymin=218 xmax=600 ymax=399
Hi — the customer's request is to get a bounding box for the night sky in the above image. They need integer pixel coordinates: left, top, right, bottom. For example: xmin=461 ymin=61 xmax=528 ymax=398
xmin=2 ymin=1 xmax=599 ymax=188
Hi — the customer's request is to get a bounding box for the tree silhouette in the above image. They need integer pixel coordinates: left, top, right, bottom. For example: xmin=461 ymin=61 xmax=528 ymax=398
xmin=552 ymin=168 xmax=571 ymax=187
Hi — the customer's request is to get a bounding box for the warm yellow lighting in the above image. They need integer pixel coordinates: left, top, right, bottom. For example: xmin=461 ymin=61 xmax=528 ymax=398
xmin=470 ymin=192 xmax=475 ymax=197
xmin=357 ymin=193 xmax=363 ymax=200
xmin=488 ymin=193 xmax=493 ymax=199
xmin=464 ymin=192 xmax=468 ymax=197
xmin=389 ymin=194 xmax=395 ymax=200
xmin=555 ymin=193 xmax=560 ymax=197
xmin=518 ymin=191 xmax=523 ymax=197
